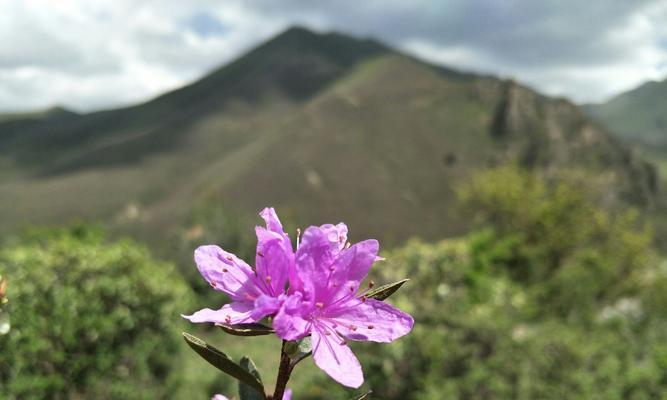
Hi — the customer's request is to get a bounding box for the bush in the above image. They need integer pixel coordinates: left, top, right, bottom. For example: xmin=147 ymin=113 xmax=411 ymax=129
xmin=345 ymin=167 xmax=663 ymax=399
xmin=0 ymin=226 xmax=193 ymax=399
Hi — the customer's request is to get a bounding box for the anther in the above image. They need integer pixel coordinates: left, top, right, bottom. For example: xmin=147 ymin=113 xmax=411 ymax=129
xmin=345 ymin=242 xmax=351 ymax=249
xmin=368 ymin=281 xmax=375 ymax=289
xmin=225 ymin=315 xmax=232 ymax=324
xmin=210 ymin=282 xmax=217 ymax=288
xmin=350 ymin=325 xmax=357 ymax=331
xmin=324 ymin=331 xmax=331 ymax=336
xmin=349 ymin=286 xmax=355 ymax=292
xmin=257 ymin=251 xmax=264 ymax=257
xmin=226 ymin=256 xmax=233 ymax=261
xmin=265 ymin=276 xmax=272 ymax=284
xmin=315 ymin=302 xmax=324 ymax=308
xmin=222 ymin=268 xmax=228 ymax=273
xmin=367 ymin=325 xmax=374 ymax=329
xmin=340 ymin=340 xmax=347 ymax=346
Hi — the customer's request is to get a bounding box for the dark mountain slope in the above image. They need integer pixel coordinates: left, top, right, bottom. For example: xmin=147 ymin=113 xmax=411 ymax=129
xmin=0 ymin=27 xmax=657 ymax=254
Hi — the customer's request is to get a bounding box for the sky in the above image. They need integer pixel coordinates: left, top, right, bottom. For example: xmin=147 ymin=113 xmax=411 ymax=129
xmin=1 ymin=0 xmax=667 ymax=112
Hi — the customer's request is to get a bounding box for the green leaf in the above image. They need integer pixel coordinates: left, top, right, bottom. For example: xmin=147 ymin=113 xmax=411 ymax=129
xmin=238 ymin=357 xmax=265 ymax=400
xmin=182 ymin=332 xmax=265 ymax=398
xmin=297 ymin=336 xmax=312 ymax=354
xmin=364 ymin=279 xmax=409 ymax=301
xmin=351 ymin=390 xmax=372 ymax=399
xmin=286 ymin=336 xmax=312 ymax=366
xmin=218 ymin=323 xmax=275 ymax=336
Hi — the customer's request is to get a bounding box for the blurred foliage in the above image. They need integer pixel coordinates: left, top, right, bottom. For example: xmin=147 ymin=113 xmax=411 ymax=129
xmin=0 ymin=225 xmax=194 ymax=399
xmin=291 ymin=166 xmax=665 ymax=399
xmin=2 ymin=166 xmax=664 ymax=399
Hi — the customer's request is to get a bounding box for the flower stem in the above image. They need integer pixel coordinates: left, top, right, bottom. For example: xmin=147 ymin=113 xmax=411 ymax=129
xmin=272 ymin=340 xmax=292 ymax=400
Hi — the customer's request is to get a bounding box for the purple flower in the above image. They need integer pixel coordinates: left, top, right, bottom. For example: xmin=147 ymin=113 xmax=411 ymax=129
xmin=273 ymin=224 xmax=414 ymax=388
xmin=183 ymin=208 xmax=294 ymax=325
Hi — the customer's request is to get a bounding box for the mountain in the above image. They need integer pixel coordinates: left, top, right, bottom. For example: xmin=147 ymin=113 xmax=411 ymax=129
xmin=586 ymin=78 xmax=667 ymax=148
xmin=0 ymin=27 xmax=658 ymax=258
xmin=585 ymin=77 xmax=667 ymax=179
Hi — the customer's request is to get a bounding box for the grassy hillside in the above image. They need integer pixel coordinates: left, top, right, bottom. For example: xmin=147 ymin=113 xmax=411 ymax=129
xmin=586 ymin=78 xmax=667 ymax=147
xmin=0 ymin=27 xmax=658 ymax=263
xmin=585 ymin=78 xmax=667 ymax=177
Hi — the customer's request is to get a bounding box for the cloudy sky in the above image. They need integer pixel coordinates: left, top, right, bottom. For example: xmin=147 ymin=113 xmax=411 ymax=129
xmin=2 ymin=0 xmax=667 ymax=112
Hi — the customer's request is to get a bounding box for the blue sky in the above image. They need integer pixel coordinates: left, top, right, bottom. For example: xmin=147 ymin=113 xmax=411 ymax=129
xmin=1 ymin=0 xmax=666 ymax=112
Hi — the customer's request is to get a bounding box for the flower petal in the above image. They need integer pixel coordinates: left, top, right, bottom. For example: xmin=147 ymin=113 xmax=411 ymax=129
xmin=294 ymin=226 xmax=337 ymax=298
xmin=259 ymin=207 xmax=284 ymax=233
xmin=273 ymin=293 xmax=311 ymax=341
xmin=312 ymin=322 xmax=364 ymax=388
xmin=322 ymin=240 xmax=380 ymax=301
xmin=333 ymin=239 xmax=378 ymax=284
xmin=182 ymin=302 xmax=254 ymax=325
xmin=255 ymin=225 xmax=293 ymax=296
xmin=319 ymin=223 xmax=348 ymax=254
xmin=250 ymin=294 xmax=284 ymax=320
xmin=328 ymin=298 xmax=414 ymax=343
xmin=212 ymin=395 xmax=228 ymax=400
xmin=255 ymin=208 xmax=294 ymax=296
xmin=194 ymin=245 xmax=257 ymax=301
xmin=283 ymin=388 xmax=293 ymax=400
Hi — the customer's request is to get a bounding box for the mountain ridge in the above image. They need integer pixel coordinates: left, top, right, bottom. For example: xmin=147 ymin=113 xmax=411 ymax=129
xmin=0 ymin=26 xmax=658 ymax=258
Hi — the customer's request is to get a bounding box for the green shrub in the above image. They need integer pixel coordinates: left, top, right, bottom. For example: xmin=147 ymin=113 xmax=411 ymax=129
xmin=342 ymin=167 xmax=663 ymax=399
xmin=0 ymin=226 xmax=193 ymax=399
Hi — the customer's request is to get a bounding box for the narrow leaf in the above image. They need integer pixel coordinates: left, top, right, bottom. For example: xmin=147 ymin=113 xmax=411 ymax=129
xmin=238 ymin=357 xmax=265 ymax=400
xmin=364 ymin=279 xmax=409 ymax=301
xmin=351 ymin=390 xmax=372 ymax=399
xmin=182 ymin=332 xmax=265 ymax=398
xmin=219 ymin=323 xmax=274 ymax=336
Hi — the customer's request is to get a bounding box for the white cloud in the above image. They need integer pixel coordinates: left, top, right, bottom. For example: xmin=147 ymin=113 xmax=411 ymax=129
xmin=0 ymin=0 xmax=287 ymax=111
xmin=1 ymin=0 xmax=666 ymax=111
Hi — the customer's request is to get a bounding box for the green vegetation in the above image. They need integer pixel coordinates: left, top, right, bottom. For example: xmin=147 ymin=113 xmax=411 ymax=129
xmin=586 ymin=78 xmax=667 ymax=149
xmin=1 ymin=27 xmax=666 ymax=399
xmin=1 ymin=166 xmax=665 ymax=399
xmin=0 ymin=227 xmax=194 ymax=399
xmin=351 ymin=167 xmax=665 ymax=399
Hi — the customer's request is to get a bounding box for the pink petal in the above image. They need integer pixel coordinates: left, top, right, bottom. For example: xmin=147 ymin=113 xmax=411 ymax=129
xmin=333 ymin=239 xmax=378 ymax=284
xmin=311 ymin=322 xmax=364 ymax=388
xmin=255 ymin=226 xmax=293 ymax=296
xmin=294 ymin=226 xmax=337 ymax=297
xmin=319 ymin=223 xmax=348 ymax=254
xmin=259 ymin=207 xmax=284 ymax=233
xmin=182 ymin=302 xmax=254 ymax=325
xmin=250 ymin=294 xmax=284 ymax=320
xmin=283 ymin=388 xmax=293 ymax=400
xmin=323 ymin=240 xmax=379 ymax=300
xmin=194 ymin=245 xmax=257 ymax=301
xmin=273 ymin=293 xmax=311 ymax=341
xmin=328 ymin=298 xmax=413 ymax=343
xmin=212 ymin=395 xmax=228 ymax=400
xmin=255 ymin=208 xmax=294 ymax=296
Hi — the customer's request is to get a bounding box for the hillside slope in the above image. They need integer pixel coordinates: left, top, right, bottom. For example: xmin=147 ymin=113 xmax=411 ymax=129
xmin=0 ymin=27 xmax=657 ymax=257
xmin=586 ymin=78 xmax=667 ymax=148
